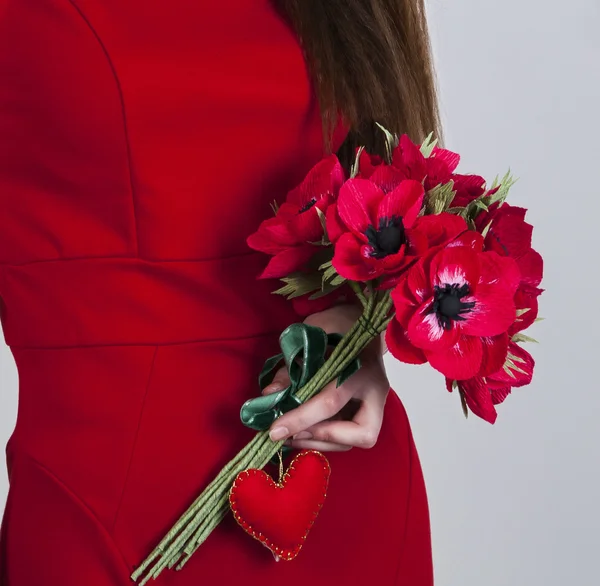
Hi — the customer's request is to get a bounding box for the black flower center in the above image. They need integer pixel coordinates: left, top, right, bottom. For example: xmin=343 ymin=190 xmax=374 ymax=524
xmin=299 ymin=198 xmax=317 ymax=213
xmin=430 ymin=283 xmax=476 ymax=330
xmin=365 ymin=215 xmax=406 ymax=258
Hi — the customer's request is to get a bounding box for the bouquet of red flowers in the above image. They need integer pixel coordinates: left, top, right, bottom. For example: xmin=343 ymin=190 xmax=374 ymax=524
xmin=132 ymin=126 xmax=544 ymax=583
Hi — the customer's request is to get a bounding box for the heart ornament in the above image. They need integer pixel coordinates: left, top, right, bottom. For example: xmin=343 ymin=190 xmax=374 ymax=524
xmin=229 ymin=450 xmax=331 ymax=560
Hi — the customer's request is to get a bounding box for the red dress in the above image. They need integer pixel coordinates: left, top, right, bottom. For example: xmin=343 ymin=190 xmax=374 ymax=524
xmin=0 ymin=1 xmax=433 ymax=584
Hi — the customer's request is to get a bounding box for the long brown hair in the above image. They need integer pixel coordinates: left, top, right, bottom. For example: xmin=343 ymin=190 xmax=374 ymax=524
xmin=274 ymin=0 xmax=442 ymax=166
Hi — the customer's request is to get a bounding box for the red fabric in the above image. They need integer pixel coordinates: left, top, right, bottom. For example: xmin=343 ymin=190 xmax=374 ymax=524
xmin=230 ymin=451 xmax=331 ymax=561
xmin=0 ymin=1 xmax=433 ymax=584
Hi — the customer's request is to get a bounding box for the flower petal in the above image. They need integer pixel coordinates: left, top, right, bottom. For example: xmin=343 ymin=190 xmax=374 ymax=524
xmin=289 ymin=205 xmax=327 ymax=242
xmin=246 ymin=226 xmax=287 ymax=255
xmin=413 ymin=213 xmax=469 ymax=248
xmin=378 ymin=179 xmax=425 ymax=229
xmin=490 ymin=386 xmax=511 ymax=405
xmin=393 ymin=134 xmax=427 ymax=181
xmin=258 ymin=245 xmax=316 ymax=279
xmin=426 ymin=335 xmax=483 ymax=380
xmin=358 ymin=149 xmax=382 ymax=178
xmin=385 ymin=318 xmax=427 ymax=364
xmin=332 ymin=232 xmax=381 ymax=281
xmin=287 ymin=154 xmax=345 ymax=207
xmin=489 ymin=341 xmax=534 ymax=387
xmin=451 ymin=174 xmax=486 ymax=207
xmin=517 ymin=248 xmax=544 ymax=287
xmin=337 ymin=178 xmax=383 ymax=235
xmin=325 ymin=203 xmax=347 ymax=244
xmin=391 ymin=275 xmax=419 ymax=328
xmin=479 ymin=333 xmax=509 ymax=377
xmin=424 ymin=157 xmax=452 ymax=190
xmin=485 ymin=204 xmax=533 ymax=258
xmin=406 ymin=258 xmax=431 ymax=302
xmin=457 ymin=377 xmax=498 ymax=424
xmin=509 ymin=284 xmax=543 ymax=335
xmin=431 ymin=245 xmax=480 ymax=290
xmin=262 ymin=212 xmax=305 ymax=246
xmin=461 ymin=284 xmax=516 ymax=337
xmin=431 ymin=146 xmax=461 ymax=173
xmin=478 ymin=251 xmax=521 ymax=295
xmin=447 ymin=230 xmax=484 ymax=252
xmin=368 ymin=165 xmax=406 ymax=194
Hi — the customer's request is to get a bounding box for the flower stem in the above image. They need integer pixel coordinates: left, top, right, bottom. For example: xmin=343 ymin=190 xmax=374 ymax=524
xmin=132 ymin=289 xmax=394 ymax=584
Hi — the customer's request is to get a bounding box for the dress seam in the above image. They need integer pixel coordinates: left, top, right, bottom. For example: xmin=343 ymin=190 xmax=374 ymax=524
xmin=6 ymin=326 xmax=286 ymax=350
xmin=17 ymin=451 xmax=132 ymax=575
xmin=111 ymin=345 xmax=159 ymax=533
xmin=0 ymin=249 xmax=260 ymax=268
xmin=65 ymin=0 xmax=140 ymax=257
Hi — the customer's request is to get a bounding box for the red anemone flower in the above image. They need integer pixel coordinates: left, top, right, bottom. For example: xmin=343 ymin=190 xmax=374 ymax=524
xmin=247 ymin=155 xmax=345 ymax=279
xmin=330 ymin=177 xmax=427 ymax=282
xmin=386 ymin=232 xmax=520 ymax=380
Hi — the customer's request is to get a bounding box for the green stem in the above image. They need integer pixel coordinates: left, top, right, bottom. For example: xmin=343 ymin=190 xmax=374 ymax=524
xmin=348 ymin=280 xmax=368 ymax=309
xmin=132 ymin=289 xmax=394 ymax=584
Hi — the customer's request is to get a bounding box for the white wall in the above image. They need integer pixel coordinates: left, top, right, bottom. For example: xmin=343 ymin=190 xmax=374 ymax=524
xmin=1 ymin=1 xmax=598 ymax=585
xmin=386 ymin=1 xmax=599 ymax=585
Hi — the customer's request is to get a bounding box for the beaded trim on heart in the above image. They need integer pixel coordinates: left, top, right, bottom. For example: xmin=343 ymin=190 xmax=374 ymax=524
xmin=228 ymin=450 xmax=331 ymax=561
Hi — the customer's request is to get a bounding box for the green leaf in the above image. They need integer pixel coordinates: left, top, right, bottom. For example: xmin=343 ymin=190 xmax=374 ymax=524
xmin=488 ymin=170 xmax=519 ymax=206
xmin=314 ymin=206 xmax=330 ymax=244
xmin=511 ymin=333 xmax=539 ymax=344
xmin=502 ymin=351 xmax=529 ymax=379
xmin=424 ymin=181 xmax=456 ymax=215
xmin=330 ymin=274 xmax=346 ymax=286
xmin=272 ymin=271 xmax=322 ymax=299
xmin=308 ymin=278 xmax=344 ymax=300
xmin=311 ymin=259 xmax=346 ymax=297
xmin=375 ymin=122 xmax=399 ymax=163
xmin=458 ymin=388 xmax=469 ymax=419
xmin=480 ymin=219 xmax=493 ymax=239
xmin=445 ymin=206 xmax=468 ymax=217
xmin=270 ymin=199 xmax=280 ymax=216
xmin=350 ymin=145 xmax=365 ymax=179
xmin=320 ymin=260 xmax=338 ymax=282
xmin=534 ymin=317 xmax=545 ymax=323
xmin=515 ymin=307 xmax=531 ymax=317
xmin=420 ymin=132 xmax=438 ymax=158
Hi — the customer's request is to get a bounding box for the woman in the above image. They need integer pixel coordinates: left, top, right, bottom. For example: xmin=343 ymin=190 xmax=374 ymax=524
xmin=0 ymin=1 xmax=440 ymax=584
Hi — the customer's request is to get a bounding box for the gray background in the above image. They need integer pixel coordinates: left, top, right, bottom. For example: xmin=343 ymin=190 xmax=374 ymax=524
xmin=1 ymin=0 xmax=598 ymax=584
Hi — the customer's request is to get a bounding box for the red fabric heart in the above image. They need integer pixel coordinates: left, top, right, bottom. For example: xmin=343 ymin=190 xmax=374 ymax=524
xmin=229 ymin=450 xmax=330 ymax=560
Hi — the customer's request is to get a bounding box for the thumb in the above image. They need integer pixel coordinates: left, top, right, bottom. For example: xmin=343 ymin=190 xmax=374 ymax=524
xmin=262 ymin=366 xmax=291 ymax=395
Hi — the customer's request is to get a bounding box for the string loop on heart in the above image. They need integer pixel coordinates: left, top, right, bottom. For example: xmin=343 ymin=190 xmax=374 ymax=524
xmin=277 ymin=449 xmax=284 ymax=485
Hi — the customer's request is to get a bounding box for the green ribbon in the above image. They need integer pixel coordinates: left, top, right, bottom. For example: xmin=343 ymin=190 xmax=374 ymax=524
xmin=240 ymin=323 xmax=361 ymax=463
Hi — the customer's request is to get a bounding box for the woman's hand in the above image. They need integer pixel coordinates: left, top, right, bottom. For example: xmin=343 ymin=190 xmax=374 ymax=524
xmin=262 ymin=303 xmax=390 ymax=452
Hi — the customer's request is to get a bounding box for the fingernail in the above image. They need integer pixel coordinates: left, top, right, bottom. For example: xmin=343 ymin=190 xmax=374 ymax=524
xmin=269 ymin=427 xmax=289 ymax=441
xmin=293 ymin=431 xmax=313 ymax=440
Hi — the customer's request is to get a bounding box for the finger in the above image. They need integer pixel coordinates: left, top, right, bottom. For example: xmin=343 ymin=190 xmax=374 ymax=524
xmin=304 ymin=385 xmax=388 ymax=448
xmin=284 ymin=439 xmax=352 ymax=452
xmin=300 ymin=420 xmax=377 ymax=449
xmin=262 ymin=366 xmax=291 ymax=395
xmin=269 ymin=378 xmax=354 ymax=440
